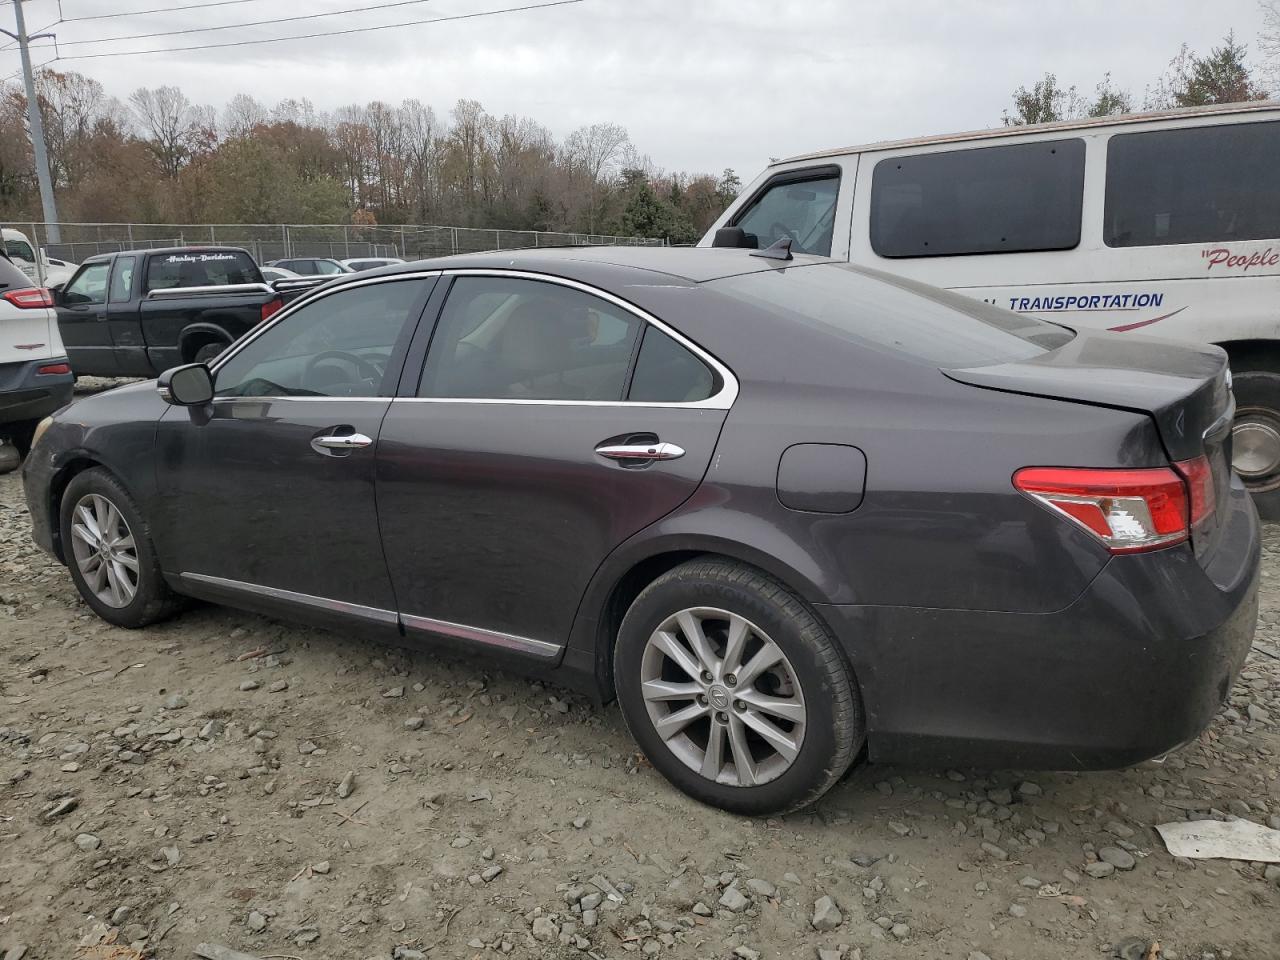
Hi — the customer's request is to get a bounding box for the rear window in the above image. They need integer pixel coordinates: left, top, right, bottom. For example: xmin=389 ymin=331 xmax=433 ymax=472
xmin=870 ymin=139 xmax=1085 ymax=258
xmin=710 ymin=263 xmax=1073 ymax=366
xmin=1104 ymin=121 xmax=1280 ymax=247
xmin=145 ymin=251 xmax=259 ymax=291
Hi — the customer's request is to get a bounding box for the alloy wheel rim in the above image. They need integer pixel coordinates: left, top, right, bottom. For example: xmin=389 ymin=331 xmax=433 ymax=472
xmin=69 ymin=493 xmax=139 ymax=609
xmin=640 ymin=607 xmax=806 ymax=787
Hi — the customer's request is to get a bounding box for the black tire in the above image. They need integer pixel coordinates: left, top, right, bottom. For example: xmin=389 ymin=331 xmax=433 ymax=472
xmin=3 ymin=420 xmax=36 ymax=457
xmin=614 ymin=558 xmax=863 ymax=815
xmin=1229 ymin=370 xmax=1280 ymax=521
xmin=59 ymin=467 xmax=184 ymax=628
xmin=192 ymin=340 xmax=228 ymax=364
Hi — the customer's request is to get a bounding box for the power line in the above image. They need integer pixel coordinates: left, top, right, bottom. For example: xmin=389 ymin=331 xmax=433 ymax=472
xmin=55 ymin=0 xmax=440 ymax=47
xmin=63 ymin=0 xmax=266 ymax=21
xmin=51 ymin=0 xmax=585 ymax=62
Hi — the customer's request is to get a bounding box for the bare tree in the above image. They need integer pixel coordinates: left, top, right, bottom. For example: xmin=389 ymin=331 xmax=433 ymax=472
xmin=223 ymin=93 xmax=267 ymax=138
xmin=129 ymin=85 xmax=199 ymax=177
xmin=564 ymin=121 xmax=630 ymax=231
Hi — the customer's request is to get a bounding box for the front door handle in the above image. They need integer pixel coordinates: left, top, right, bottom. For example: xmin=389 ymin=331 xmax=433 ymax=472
xmin=595 ymin=441 xmax=685 ymax=462
xmin=311 ymin=432 xmax=373 ymax=455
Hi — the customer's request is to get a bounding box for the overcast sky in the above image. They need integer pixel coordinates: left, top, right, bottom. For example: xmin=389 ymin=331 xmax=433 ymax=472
xmin=5 ymin=0 xmax=1275 ymax=181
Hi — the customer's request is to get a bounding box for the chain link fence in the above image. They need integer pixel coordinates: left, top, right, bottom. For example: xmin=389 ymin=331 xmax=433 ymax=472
xmin=1 ymin=221 xmax=664 ymax=267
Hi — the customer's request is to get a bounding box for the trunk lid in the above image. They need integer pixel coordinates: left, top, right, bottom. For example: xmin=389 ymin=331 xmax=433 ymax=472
xmin=945 ymin=328 xmax=1234 ymax=560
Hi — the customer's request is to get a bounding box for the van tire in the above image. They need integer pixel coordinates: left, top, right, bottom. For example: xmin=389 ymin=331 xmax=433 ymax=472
xmin=1229 ymin=369 xmax=1280 ymax=521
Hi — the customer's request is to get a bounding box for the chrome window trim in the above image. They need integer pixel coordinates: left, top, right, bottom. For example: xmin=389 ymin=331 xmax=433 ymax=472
xmin=208 ymin=267 xmax=739 ymax=411
xmin=206 ymin=270 xmax=444 ymax=376
xmin=179 ymin=572 xmax=399 ymax=625
xmin=401 ymin=612 xmax=560 ymax=659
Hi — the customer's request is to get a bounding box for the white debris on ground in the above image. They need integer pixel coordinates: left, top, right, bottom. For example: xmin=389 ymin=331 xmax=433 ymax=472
xmin=0 ymin=465 xmax=1277 ymax=960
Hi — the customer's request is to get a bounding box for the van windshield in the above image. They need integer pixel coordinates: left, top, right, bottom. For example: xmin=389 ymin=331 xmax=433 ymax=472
xmin=5 ymin=239 xmax=36 ymax=262
xmin=710 ymin=263 xmax=1074 ymax=366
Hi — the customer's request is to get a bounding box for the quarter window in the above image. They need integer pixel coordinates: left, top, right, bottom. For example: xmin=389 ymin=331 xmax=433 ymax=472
xmin=1104 ymin=121 xmax=1280 ymax=247
xmin=62 ymin=263 xmax=110 ymax=305
xmin=109 ymin=256 xmax=135 ymax=303
xmin=214 ymin=279 xmax=428 ymax=398
xmin=870 ymin=139 xmax=1085 ymax=257
xmin=733 ymin=169 xmax=840 ymax=256
xmin=628 ymin=327 xmax=716 ymax=403
xmin=418 ymin=277 xmax=643 ymax=401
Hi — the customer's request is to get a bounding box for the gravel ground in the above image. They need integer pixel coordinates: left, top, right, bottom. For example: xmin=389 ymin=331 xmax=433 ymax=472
xmin=1 ymin=461 xmax=1279 ymax=960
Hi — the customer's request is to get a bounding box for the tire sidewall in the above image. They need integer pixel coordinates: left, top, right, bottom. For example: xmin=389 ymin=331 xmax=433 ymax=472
xmin=60 ymin=469 xmax=170 ymax=628
xmin=615 ymin=566 xmax=856 ymax=815
xmin=192 ymin=341 xmax=228 ymax=365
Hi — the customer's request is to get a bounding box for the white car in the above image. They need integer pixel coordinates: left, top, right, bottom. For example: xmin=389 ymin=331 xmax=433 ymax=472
xmin=341 ymin=256 xmax=406 ymax=272
xmin=0 ymin=251 xmax=71 ymax=467
xmin=260 ymin=265 xmax=302 ymax=282
xmin=3 ymin=227 xmax=77 ymax=287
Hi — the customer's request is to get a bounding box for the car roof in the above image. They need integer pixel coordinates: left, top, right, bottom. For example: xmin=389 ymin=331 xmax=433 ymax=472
xmin=377 ymin=246 xmax=831 ymax=284
xmin=84 ymin=245 xmax=254 ymax=264
xmin=776 ymin=98 xmax=1280 ymax=165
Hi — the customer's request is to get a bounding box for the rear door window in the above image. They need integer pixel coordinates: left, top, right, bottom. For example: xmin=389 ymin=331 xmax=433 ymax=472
xmin=732 ymin=167 xmax=841 ymax=255
xmin=870 ymin=139 xmax=1085 ymax=257
xmin=1104 ymin=121 xmax=1280 ymax=247
xmin=146 ymin=251 xmax=259 ymax=290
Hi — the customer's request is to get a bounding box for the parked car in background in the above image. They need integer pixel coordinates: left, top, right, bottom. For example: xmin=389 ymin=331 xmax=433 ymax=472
xmin=703 ymin=100 xmax=1280 ymax=516
xmin=3 ymin=227 xmax=78 ymax=287
xmin=266 ymin=257 xmax=354 ymax=276
xmin=0 ymin=251 xmax=71 ymax=460
xmin=341 ymin=256 xmax=406 ymax=272
xmin=261 ymin=265 xmax=303 ymax=282
xmin=22 ymin=247 xmax=1259 ymax=814
xmin=54 ymin=246 xmax=296 ymax=377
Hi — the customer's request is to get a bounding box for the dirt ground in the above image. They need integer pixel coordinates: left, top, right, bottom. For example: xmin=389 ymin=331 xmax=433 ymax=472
xmin=2 ymin=464 xmax=1279 ymax=960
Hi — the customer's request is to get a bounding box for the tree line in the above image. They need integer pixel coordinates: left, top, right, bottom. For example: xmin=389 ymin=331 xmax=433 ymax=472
xmin=0 ymin=71 xmax=741 ymax=243
xmin=1003 ymin=32 xmax=1270 ymax=125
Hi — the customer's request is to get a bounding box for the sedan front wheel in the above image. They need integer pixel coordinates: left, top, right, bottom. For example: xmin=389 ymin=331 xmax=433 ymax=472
xmin=615 ymin=558 xmax=863 ymax=815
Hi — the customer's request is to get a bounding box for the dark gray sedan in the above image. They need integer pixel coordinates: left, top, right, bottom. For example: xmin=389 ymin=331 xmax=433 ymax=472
xmin=21 ymin=247 xmax=1260 ymax=814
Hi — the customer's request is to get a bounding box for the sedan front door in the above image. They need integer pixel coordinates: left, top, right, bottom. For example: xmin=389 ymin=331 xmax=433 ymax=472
xmin=376 ymin=273 xmax=735 ymax=660
xmin=153 ymin=274 xmax=436 ymax=633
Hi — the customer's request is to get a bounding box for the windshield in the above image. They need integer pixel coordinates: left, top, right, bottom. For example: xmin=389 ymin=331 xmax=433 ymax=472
xmin=710 ymin=263 xmax=1073 ymax=367
xmin=5 ymin=239 xmax=36 ymax=262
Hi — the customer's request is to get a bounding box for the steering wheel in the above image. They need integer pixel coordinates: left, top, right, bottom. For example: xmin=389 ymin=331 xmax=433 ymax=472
xmin=303 ymin=350 xmax=383 ymax=389
xmin=769 ymin=222 xmax=800 ymax=247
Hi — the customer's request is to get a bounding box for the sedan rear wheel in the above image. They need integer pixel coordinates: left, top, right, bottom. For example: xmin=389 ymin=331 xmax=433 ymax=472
xmin=616 ymin=558 xmax=863 ymax=815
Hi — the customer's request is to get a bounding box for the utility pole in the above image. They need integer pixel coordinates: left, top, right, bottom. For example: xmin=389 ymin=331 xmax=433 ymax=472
xmin=2 ymin=0 xmax=60 ymax=245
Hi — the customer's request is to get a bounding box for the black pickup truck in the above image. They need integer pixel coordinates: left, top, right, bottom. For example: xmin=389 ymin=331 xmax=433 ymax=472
xmin=53 ymin=246 xmax=318 ymax=377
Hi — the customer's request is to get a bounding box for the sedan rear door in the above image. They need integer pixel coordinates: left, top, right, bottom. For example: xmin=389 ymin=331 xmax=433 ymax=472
xmin=375 ymin=272 xmax=735 ymax=660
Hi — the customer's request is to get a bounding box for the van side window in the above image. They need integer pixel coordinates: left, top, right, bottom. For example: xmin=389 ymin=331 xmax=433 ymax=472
xmin=1104 ymin=121 xmax=1280 ymax=247
xmin=870 ymin=139 xmax=1085 ymax=258
xmin=732 ymin=169 xmax=840 ymax=255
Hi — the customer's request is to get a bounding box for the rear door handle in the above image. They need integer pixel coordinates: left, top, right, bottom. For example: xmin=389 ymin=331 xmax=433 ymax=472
xmin=311 ymin=432 xmax=373 ymax=455
xmin=595 ymin=441 xmax=685 ymax=462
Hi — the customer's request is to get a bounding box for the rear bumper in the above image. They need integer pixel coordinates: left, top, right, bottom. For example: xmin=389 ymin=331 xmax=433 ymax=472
xmin=0 ymin=357 xmax=74 ymax=427
xmin=819 ymin=475 xmax=1260 ymax=770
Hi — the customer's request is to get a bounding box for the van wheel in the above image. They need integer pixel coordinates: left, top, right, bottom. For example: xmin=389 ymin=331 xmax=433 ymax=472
xmin=613 ymin=558 xmax=864 ymax=815
xmin=1230 ymin=370 xmax=1280 ymax=520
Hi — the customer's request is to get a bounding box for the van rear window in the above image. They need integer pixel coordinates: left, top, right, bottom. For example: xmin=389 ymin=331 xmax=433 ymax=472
xmin=870 ymin=139 xmax=1085 ymax=258
xmin=710 ymin=263 xmax=1073 ymax=366
xmin=146 ymin=251 xmax=259 ymax=290
xmin=1104 ymin=121 xmax=1280 ymax=247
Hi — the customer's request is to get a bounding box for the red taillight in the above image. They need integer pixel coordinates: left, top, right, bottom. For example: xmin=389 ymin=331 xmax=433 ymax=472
xmin=1013 ymin=465 xmax=1189 ymax=554
xmin=3 ymin=287 xmax=53 ymax=309
xmin=1173 ymin=455 xmax=1216 ymax=531
xmin=260 ymin=297 xmax=283 ymax=323
xmin=36 ymin=362 xmax=70 ymax=375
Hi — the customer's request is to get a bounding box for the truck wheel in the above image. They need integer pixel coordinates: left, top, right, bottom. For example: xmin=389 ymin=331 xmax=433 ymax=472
xmin=192 ymin=341 xmax=228 ymax=365
xmin=1230 ymin=370 xmax=1280 ymax=520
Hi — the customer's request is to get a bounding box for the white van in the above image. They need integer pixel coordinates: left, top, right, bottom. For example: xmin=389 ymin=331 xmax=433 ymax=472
xmin=2 ymin=227 xmax=77 ymax=288
xmin=701 ymin=100 xmax=1280 ymax=515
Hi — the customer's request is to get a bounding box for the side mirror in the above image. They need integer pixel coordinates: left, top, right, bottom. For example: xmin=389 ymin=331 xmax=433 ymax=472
xmin=158 ymin=363 xmax=214 ymax=406
xmin=711 ymin=226 xmax=759 ymax=249
xmin=48 ymin=284 xmax=62 ymax=304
